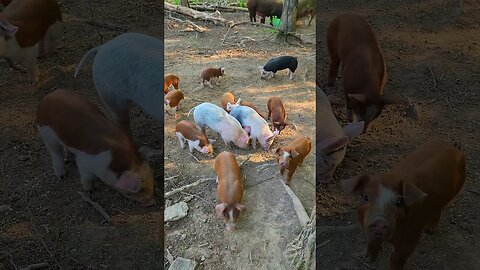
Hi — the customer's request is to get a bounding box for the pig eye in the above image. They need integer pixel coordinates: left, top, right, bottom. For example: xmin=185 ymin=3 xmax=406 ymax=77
xmin=395 ymin=197 xmax=405 ymax=208
xmin=361 ymin=194 xmax=369 ymax=202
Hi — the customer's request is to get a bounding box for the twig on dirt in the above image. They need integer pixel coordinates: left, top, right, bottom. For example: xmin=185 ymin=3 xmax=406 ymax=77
xmin=224 ymin=21 xmax=307 ymax=45
xmin=317 ymin=239 xmax=331 ymax=249
xmin=189 ymin=152 xmax=201 ymax=163
xmin=0 ymin=205 xmax=12 ymax=214
xmin=86 ymin=20 xmax=126 ymax=31
xmin=76 ymin=191 xmax=112 ymax=223
xmin=427 ymin=65 xmax=438 ymax=89
xmin=180 ymin=191 xmax=209 ymax=204
xmin=19 ymin=262 xmax=49 ymax=270
xmin=239 ymin=156 xmax=251 ymax=167
xmin=168 ymin=14 xmax=207 ymax=33
xmin=352 ymin=255 xmax=376 ymax=270
xmin=249 ymin=251 xmax=253 ymax=263
xmin=165 ymin=175 xmax=179 ymax=181
xmin=4 ymin=58 xmax=27 ymax=73
xmin=165 ymin=178 xmax=215 ymax=198
xmin=165 ymin=248 xmax=174 ymax=265
xmin=164 ymin=2 xmax=227 ymax=25
xmin=443 ymin=97 xmax=456 ymax=112
xmin=198 ymin=243 xmax=208 ymax=248
xmin=190 ymin=4 xmax=249 ymax=13
xmin=467 ymin=189 xmax=480 ymax=197
xmin=245 ymin=176 xmax=275 ymax=189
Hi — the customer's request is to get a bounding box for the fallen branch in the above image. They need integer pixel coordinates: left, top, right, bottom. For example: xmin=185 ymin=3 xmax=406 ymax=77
xmin=77 ymin=191 xmax=112 ymax=223
xmin=223 ymin=21 xmax=307 ymax=45
xmin=165 ymin=178 xmax=215 ymax=199
xmin=317 ymin=239 xmax=330 ymax=249
xmin=168 ymin=14 xmax=207 ymax=33
xmin=19 ymin=262 xmax=49 ymax=270
xmin=190 ymin=4 xmax=249 ymax=13
xmin=165 ymin=2 xmax=227 ymax=25
xmin=86 ymin=19 xmax=126 ymax=31
xmin=165 ymin=175 xmax=179 ymax=181
xmin=189 ymin=152 xmax=200 ymax=163
xmin=4 ymin=58 xmax=27 ymax=73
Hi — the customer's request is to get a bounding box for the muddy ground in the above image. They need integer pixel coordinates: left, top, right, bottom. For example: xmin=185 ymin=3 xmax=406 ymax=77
xmin=316 ymin=0 xmax=480 ymax=269
xmin=0 ymin=1 xmax=164 ymax=269
xmin=164 ymin=9 xmax=316 ymax=270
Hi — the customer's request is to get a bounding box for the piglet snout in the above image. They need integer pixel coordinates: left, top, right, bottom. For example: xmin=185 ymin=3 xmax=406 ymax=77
xmin=369 ymin=218 xmax=390 ymax=240
xmin=226 ymin=224 xmax=236 ymax=231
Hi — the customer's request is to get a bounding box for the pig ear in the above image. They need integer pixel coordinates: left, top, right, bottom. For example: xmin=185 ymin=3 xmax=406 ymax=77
xmin=243 ymin=126 xmax=251 ymax=134
xmin=115 ymin=171 xmax=142 ymax=193
xmin=402 ymin=181 xmax=427 ymax=207
xmin=343 ymin=122 xmax=365 ymax=139
xmin=0 ymin=20 xmax=18 ymax=37
xmin=318 ymin=136 xmax=349 ymax=154
xmin=235 ymin=203 xmax=246 ymax=212
xmin=215 ymin=203 xmax=227 ymax=217
xmin=290 ymin=149 xmax=299 ymax=158
xmin=164 ymin=99 xmax=170 ymax=105
xmin=347 ymin=94 xmax=367 ymax=104
xmin=226 ymin=102 xmax=235 ymax=111
xmin=380 ymin=93 xmax=408 ymax=105
xmin=341 ymin=174 xmax=370 ymax=194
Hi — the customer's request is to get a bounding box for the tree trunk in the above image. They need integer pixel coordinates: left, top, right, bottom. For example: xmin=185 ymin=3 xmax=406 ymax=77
xmin=181 ymin=0 xmax=190 ymax=8
xmin=279 ymin=0 xmax=298 ymax=33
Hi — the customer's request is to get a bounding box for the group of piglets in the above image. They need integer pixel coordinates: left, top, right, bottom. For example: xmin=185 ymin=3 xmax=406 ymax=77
xmin=320 ymin=13 xmax=466 ymax=269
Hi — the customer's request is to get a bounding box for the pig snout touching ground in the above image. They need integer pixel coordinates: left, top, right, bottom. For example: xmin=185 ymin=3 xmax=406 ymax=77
xmin=0 ymin=0 xmax=64 ymax=85
xmin=272 ymin=136 xmax=312 ymax=185
xmin=215 ymin=151 xmax=246 ymax=231
xmin=36 ymin=89 xmax=156 ymax=206
xmin=175 ymin=120 xmax=215 ymax=156
xmin=247 ymin=0 xmax=283 ymax=25
xmin=221 ymin=92 xmax=241 ymax=112
xmin=341 ymin=138 xmax=465 ymax=269
xmin=316 ymin=86 xmax=364 ymax=184
xmin=164 ymin=89 xmax=184 ymax=118
xmin=164 ymin=73 xmax=179 ymax=94
xmin=190 ymin=102 xmax=250 ymax=149
xmin=327 ymin=13 xmax=419 ymax=132
xmin=74 ymin=33 xmax=164 ymax=140
xmin=201 ymin=67 xmax=225 ymax=88
xmin=230 ymin=105 xmax=278 ymax=150
xmin=260 ymin=56 xmax=298 ymax=80
xmin=267 ymin=96 xmax=293 ymax=133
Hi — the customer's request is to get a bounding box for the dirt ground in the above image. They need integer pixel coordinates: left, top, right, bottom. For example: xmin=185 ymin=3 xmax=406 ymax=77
xmin=164 ymin=10 xmax=316 ymax=270
xmin=316 ymin=0 xmax=480 ymax=269
xmin=0 ymin=1 xmax=164 ymax=269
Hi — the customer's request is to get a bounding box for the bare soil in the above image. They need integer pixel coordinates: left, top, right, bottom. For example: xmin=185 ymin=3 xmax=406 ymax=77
xmin=0 ymin=1 xmax=164 ymax=269
xmin=316 ymin=1 xmax=480 ymax=269
xmin=164 ymin=10 xmax=316 ymax=270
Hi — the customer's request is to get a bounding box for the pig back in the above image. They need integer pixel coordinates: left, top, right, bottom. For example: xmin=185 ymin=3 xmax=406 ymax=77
xmin=392 ymin=139 xmax=465 ymax=210
xmin=1 ymin=0 xmax=62 ymax=47
xmin=165 ymin=90 xmax=184 ymax=107
xmin=92 ymin=33 xmax=164 ymax=121
xmin=290 ymin=136 xmax=311 ymax=158
xmin=215 ymin=152 xmax=243 ymax=203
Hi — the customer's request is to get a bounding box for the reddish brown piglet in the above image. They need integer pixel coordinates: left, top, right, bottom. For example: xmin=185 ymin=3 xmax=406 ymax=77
xmin=341 ymin=138 xmax=465 ymax=270
xmin=201 ymin=67 xmax=225 ymax=88
xmin=175 ymin=120 xmax=214 ymax=156
xmin=327 ymin=13 xmax=416 ymax=131
xmin=220 ymin=92 xmax=240 ymax=112
xmin=273 ymin=136 xmax=311 ymax=185
xmin=267 ymin=96 xmax=292 ymax=133
xmin=164 ymin=73 xmax=179 ymax=94
xmin=164 ymin=89 xmax=184 ymax=118
xmin=215 ymin=151 xmax=246 ymax=231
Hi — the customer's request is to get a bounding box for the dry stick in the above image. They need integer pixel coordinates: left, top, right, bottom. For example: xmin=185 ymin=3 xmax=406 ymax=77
xmin=165 ymin=178 xmax=216 ymax=199
xmin=190 ymin=4 xmax=249 ymax=12
xmin=168 ymin=14 xmax=206 ymax=33
xmin=189 ymin=152 xmax=201 ymax=163
xmin=19 ymin=262 xmax=49 ymax=270
xmin=180 ymin=191 xmax=209 ymax=204
xmin=76 ymin=191 xmax=112 ymax=223
xmin=427 ymin=65 xmax=438 ymax=89
xmin=317 ymin=239 xmax=331 ymax=249
xmin=165 ymin=175 xmax=179 ymax=181
xmin=165 ymin=248 xmax=174 ymax=265
xmin=224 ymin=21 xmax=308 ymax=45
xmin=444 ymin=97 xmax=456 ymax=112
xmin=352 ymin=255 xmax=376 ymax=270
xmin=239 ymin=155 xmax=251 ymax=167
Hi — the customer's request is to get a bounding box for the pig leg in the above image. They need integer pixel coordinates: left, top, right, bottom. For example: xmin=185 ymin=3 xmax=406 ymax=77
xmin=207 ymin=80 xmax=214 ymax=88
xmin=24 ymin=48 xmax=39 ymax=85
xmin=172 ymin=106 xmax=178 ymax=118
xmin=288 ymin=70 xmax=294 ymax=80
xmin=366 ymin=240 xmax=383 ymax=261
xmin=424 ymin=211 xmax=442 ymax=234
xmin=251 ymin=137 xmax=257 ymax=149
xmin=267 ymin=110 xmax=271 ymax=120
xmin=285 ymin=170 xmax=294 ymax=185
xmin=79 ymin=170 xmax=95 ymax=192
xmin=327 ymin=38 xmax=340 ymax=86
xmin=390 ymin=230 xmax=422 ymax=270
xmin=38 ymin=126 xmax=66 ymax=179
xmin=176 ymin=132 xmax=186 ymax=149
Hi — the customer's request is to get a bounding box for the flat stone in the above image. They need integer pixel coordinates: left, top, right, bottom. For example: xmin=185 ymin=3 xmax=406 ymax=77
xmin=168 ymin=257 xmax=197 ymax=270
xmin=165 ymin=202 xmax=189 ymax=222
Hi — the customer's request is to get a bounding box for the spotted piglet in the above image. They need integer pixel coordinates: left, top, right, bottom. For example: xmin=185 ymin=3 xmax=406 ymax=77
xmin=175 ymin=120 xmax=214 ymax=156
xmin=201 ymin=67 xmax=225 ymax=88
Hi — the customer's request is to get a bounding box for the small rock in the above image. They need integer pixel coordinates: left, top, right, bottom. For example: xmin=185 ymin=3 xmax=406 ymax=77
xmin=183 ymin=195 xmax=193 ymax=202
xmin=200 ymin=256 xmax=206 ymax=261
xmin=165 ymin=202 xmax=189 ymax=222
xmin=168 ymin=257 xmax=197 ymax=270
xmin=179 ymin=234 xmax=187 ymax=241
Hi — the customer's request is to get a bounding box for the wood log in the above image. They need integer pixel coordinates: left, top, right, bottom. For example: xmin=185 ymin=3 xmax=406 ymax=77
xmin=190 ymin=4 xmax=249 ymax=13
xmin=164 ymin=2 xmax=227 ymax=25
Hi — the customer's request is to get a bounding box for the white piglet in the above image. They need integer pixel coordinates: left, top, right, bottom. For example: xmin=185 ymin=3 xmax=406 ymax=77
xmin=189 ymin=102 xmax=250 ymax=149
xmin=229 ymin=105 xmax=279 ymax=150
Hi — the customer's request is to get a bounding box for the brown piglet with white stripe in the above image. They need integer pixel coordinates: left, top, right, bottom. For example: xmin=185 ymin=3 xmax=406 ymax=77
xmin=175 ymin=120 xmax=214 ymax=156
xmin=215 ymin=151 xmax=246 ymax=231
xmin=0 ymin=0 xmax=64 ymax=84
xmin=36 ymin=89 xmax=155 ymax=206
xmin=273 ymin=135 xmax=311 ymax=185
xmin=341 ymin=138 xmax=465 ymax=270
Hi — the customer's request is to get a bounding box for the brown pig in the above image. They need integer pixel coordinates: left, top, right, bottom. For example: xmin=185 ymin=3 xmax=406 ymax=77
xmin=164 ymin=73 xmax=179 ymax=94
xmin=273 ymin=136 xmax=312 ymax=185
xmin=175 ymin=120 xmax=214 ymax=156
xmin=215 ymin=151 xmax=246 ymax=231
xmin=164 ymin=89 xmax=184 ymax=118
xmin=267 ymin=96 xmax=293 ymax=133
xmin=0 ymin=0 xmax=64 ymax=84
xmin=326 ymin=13 xmax=414 ymax=131
xmin=221 ymin=92 xmax=240 ymax=112
xmin=201 ymin=67 xmax=225 ymax=88
xmin=341 ymin=138 xmax=465 ymax=270
xmin=36 ymin=89 xmax=155 ymax=206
